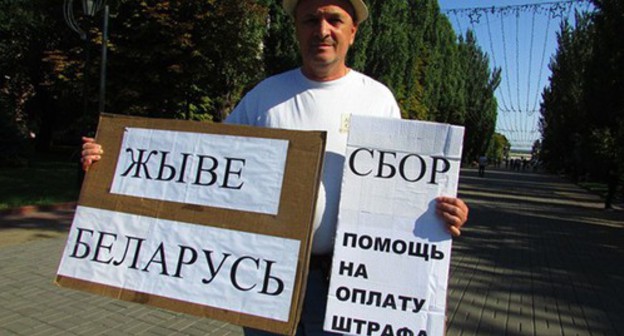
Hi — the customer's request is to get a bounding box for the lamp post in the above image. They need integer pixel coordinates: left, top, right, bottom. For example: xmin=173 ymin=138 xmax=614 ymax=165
xmin=63 ymin=0 xmax=109 ymax=115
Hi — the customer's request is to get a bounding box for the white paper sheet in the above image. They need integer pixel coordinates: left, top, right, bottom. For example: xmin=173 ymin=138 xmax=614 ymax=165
xmin=110 ymin=128 xmax=289 ymax=215
xmin=324 ymin=116 xmax=464 ymax=336
xmin=57 ymin=206 xmax=300 ymax=322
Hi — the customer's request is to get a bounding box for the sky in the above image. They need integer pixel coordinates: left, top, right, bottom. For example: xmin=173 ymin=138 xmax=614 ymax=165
xmin=437 ymin=0 xmax=593 ymax=152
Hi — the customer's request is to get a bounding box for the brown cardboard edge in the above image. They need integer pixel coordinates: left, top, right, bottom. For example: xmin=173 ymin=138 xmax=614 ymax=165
xmin=289 ymin=132 xmax=326 ymax=332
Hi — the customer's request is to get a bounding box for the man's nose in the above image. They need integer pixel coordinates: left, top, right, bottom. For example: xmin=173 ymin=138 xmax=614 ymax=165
xmin=315 ymin=19 xmax=331 ymax=38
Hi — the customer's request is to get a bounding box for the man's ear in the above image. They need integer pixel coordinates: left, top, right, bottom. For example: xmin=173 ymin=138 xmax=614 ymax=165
xmin=350 ymin=25 xmax=358 ymax=46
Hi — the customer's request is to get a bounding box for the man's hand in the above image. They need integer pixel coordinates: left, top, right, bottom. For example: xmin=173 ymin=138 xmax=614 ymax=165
xmin=81 ymin=136 xmax=104 ymax=172
xmin=435 ymin=196 xmax=469 ymax=237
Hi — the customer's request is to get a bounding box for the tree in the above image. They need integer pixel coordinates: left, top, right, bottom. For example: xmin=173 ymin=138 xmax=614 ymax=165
xmin=363 ymin=0 xmax=410 ymax=100
xmin=0 ymin=0 xmax=504 ymax=170
xmin=351 ymin=1 xmax=499 ymax=162
xmin=95 ymin=1 xmax=267 ymax=122
xmin=261 ymin=0 xmax=299 ymax=77
xmin=457 ymin=30 xmax=501 ymax=163
xmin=539 ymin=2 xmax=623 ymax=208
xmin=531 ymin=139 xmax=541 ymax=161
xmin=0 ymin=0 xmax=74 ymax=157
xmin=421 ymin=9 xmax=464 ymax=125
xmin=487 ymin=132 xmax=511 ymax=163
xmin=539 ymin=15 xmax=593 ymax=179
xmin=584 ymin=0 xmax=624 ymax=207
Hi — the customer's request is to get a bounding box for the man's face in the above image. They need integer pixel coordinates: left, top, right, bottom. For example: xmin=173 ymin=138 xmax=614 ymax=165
xmin=295 ymin=0 xmax=358 ymax=79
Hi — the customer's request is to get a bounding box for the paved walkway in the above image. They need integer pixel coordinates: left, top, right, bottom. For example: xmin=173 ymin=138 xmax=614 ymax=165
xmin=1 ymin=168 xmax=622 ymax=335
xmin=449 ymin=167 xmax=623 ymax=336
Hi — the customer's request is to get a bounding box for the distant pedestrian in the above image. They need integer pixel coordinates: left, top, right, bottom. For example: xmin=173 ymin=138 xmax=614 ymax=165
xmin=478 ymin=155 xmax=488 ymax=177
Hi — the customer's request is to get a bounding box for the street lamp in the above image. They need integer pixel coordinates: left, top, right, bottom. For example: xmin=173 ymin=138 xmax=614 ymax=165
xmin=63 ymin=0 xmax=109 ymax=115
xmin=82 ymin=0 xmax=103 ymax=16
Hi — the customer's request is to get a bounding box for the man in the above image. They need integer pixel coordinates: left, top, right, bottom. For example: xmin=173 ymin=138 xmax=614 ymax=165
xmin=478 ymin=155 xmax=488 ymax=177
xmin=82 ymin=0 xmax=468 ymax=334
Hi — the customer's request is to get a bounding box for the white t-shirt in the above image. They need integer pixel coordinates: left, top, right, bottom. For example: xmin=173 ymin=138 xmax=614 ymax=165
xmin=226 ymin=68 xmax=401 ymax=255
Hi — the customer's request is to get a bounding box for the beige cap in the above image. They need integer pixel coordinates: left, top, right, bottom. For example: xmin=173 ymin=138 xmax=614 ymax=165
xmin=282 ymin=0 xmax=369 ymax=24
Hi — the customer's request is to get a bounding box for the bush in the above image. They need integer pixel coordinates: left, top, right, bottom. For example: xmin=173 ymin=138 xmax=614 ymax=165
xmin=0 ymin=104 xmax=30 ymax=168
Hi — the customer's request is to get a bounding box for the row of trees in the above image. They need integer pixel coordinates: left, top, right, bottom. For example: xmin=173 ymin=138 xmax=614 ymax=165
xmin=539 ymin=0 xmax=623 ymax=208
xmin=1 ymin=0 xmax=502 ymax=166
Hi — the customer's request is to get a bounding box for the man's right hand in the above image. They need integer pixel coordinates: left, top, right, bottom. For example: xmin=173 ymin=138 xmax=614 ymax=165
xmin=81 ymin=136 xmax=104 ymax=171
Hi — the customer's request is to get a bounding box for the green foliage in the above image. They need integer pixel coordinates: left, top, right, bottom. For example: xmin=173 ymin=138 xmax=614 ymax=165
xmin=540 ymin=1 xmax=624 ymax=206
xmin=342 ymin=0 xmax=499 ymax=162
xmin=262 ymin=0 xmax=300 ymax=76
xmin=364 ymin=0 xmax=410 ymax=98
xmin=584 ymin=0 xmax=624 ymax=177
xmin=0 ymin=150 xmax=81 ymax=209
xmin=0 ymin=0 xmax=80 ymax=152
xmin=95 ymin=1 xmax=268 ymax=122
xmin=422 ymin=8 xmax=465 ymax=125
xmin=1 ymin=0 xmax=501 ymax=169
xmin=457 ymin=30 xmax=501 ymax=162
xmin=540 ymin=15 xmax=594 ymax=177
xmin=487 ymin=132 xmax=511 ymax=162
xmin=531 ymin=139 xmax=541 ymax=159
xmin=0 ymin=96 xmax=29 ymax=167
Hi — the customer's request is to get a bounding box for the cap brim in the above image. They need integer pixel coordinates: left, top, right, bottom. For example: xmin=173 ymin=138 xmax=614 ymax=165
xmin=283 ymin=0 xmax=369 ymax=24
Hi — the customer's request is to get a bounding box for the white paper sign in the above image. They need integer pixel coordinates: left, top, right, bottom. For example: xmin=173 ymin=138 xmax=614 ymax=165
xmin=110 ymin=128 xmax=289 ymax=215
xmin=57 ymin=206 xmax=300 ymax=322
xmin=324 ymin=116 xmax=464 ymax=336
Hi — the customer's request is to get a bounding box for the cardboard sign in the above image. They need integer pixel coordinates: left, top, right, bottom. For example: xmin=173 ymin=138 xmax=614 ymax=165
xmin=324 ymin=116 xmax=464 ymax=336
xmin=55 ymin=113 xmax=326 ymax=335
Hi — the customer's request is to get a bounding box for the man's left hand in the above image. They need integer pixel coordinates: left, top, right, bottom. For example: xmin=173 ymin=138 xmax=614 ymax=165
xmin=435 ymin=196 xmax=469 ymax=237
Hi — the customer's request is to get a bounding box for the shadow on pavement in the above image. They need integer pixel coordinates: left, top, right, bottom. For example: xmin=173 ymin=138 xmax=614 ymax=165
xmin=0 ymin=205 xmax=75 ymax=247
xmin=447 ymin=168 xmax=623 ymax=335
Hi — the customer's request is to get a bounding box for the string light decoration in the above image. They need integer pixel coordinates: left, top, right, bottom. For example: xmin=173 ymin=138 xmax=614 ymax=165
xmin=443 ymin=0 xmax=594 ymax=151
